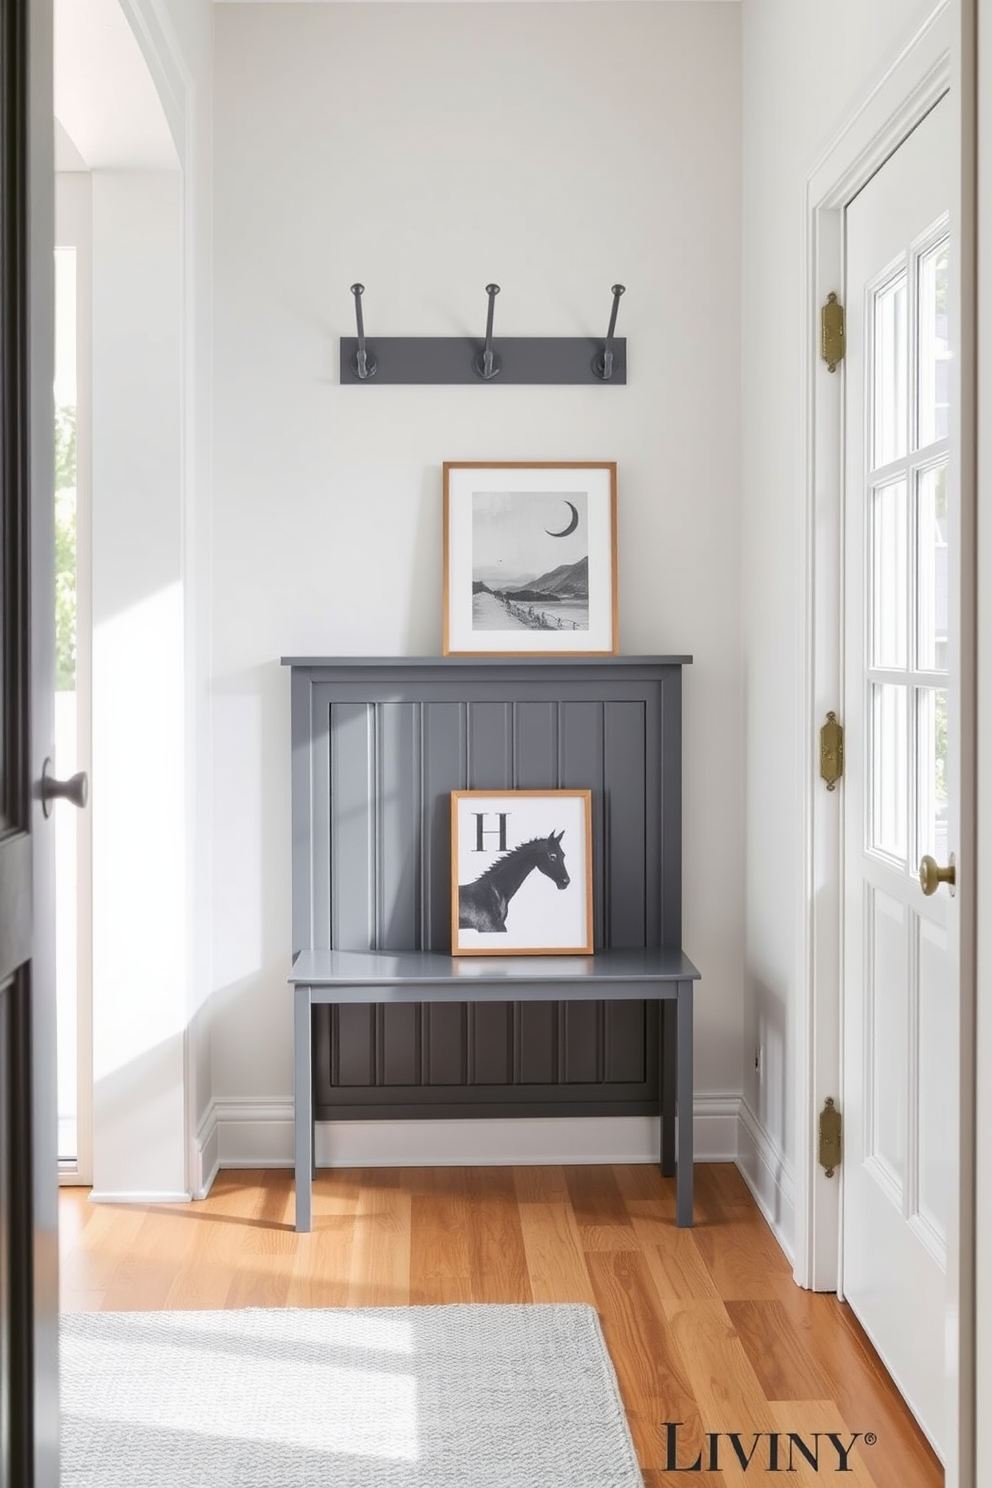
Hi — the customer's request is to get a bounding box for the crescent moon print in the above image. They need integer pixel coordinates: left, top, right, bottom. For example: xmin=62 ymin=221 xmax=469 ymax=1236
xmin=443 ymin=461 xmax=618 ymax=653
xmin=545 ymin=501 xmax=579 ymax=538
xmin=466 ymin=481 xmax=596 ymax=637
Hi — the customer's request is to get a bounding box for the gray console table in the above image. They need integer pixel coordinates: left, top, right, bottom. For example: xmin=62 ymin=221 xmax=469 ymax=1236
xmin=283 ymin=656 xmax=699 ymax=1231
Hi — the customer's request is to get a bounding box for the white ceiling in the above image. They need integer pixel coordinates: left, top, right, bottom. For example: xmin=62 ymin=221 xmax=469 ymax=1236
xmin=54 ymin=0 xmax=177 ymax=171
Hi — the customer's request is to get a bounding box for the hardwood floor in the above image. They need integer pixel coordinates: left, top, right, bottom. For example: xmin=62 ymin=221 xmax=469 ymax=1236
xmin=58 ymin=1163 xmax=943 ymax=1486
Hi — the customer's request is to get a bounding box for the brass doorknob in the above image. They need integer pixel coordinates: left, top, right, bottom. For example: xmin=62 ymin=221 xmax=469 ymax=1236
xmin=919 ymin=853 xmax=956 ymax=896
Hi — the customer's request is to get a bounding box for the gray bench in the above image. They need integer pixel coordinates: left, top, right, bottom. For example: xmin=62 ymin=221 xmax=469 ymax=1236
xmin=283 ymin=656 xmax=699 ymax=1230
xmin=289 ymin=946 xmax=700 ymax=1229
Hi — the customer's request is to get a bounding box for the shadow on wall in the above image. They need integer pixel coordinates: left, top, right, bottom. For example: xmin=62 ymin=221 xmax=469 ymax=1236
xmin=750 ymin=972 xmax=790 ymax=1218
xmin=208 ymin=661 xmax=297 ymax=1103
xmin=211 ymin=661 xmax=287 ymax=986
xmin=407 ymin=465 xmax=445 ymax=653
xmin=92 ymin=1032 xmax=188 ymax=1199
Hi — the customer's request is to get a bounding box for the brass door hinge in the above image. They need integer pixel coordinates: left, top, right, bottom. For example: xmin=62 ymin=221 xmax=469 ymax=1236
xmin=821 ymin=292 xmax=845 ymax=372
xmin=819 ymin=1097 xmax=841 ymax=1177
xmin=820 ymin=712 xmax=844 ymax=791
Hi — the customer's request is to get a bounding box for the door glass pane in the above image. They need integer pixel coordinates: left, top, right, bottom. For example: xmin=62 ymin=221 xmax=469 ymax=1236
xmin=917 ymin=687 xmax=949 ymax=863
xmin=873 ymin=269 xmax=908 ymax=469
xmin=918 ymin=238 xmax=950 ymax=447
xmin=917 ymin=463 xmax=948 ymax=672
xmin=871 ymin=479 xmax=908 ymax=669
xmin=870 ymin=682 xmax=908 ymax=860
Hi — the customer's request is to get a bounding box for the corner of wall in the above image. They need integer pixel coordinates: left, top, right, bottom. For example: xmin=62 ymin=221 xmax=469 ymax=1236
xmin=192 ymin=1097 xmax=220 ymax=1200
xmin=737 ymin=1097 xmax=796 ymax=1263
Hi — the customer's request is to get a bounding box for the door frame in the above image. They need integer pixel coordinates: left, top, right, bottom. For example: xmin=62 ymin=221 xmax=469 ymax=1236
xmin=799 ymin=1 xmax=976 ymax=1482
xmin=975 ymin=11 xmax=992 ymax=1487
xmin=54 ymin=170 xmax=94 ymax=1188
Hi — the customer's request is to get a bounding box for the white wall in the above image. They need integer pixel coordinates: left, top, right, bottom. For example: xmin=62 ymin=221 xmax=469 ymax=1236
xmin=90 ymin=170 xmax=187 ymax=1200
xmin=208 ymin=1 xmax=744 ymax=1167
xmin=739 ymin=0 xmax=953 ymax=1247
xmin=56 ymin=0 xmax=215 ymax=1200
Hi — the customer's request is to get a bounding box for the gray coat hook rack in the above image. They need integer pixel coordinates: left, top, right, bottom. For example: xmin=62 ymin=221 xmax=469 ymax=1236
xmin=340 ymin=282 xmax=627 ymax=386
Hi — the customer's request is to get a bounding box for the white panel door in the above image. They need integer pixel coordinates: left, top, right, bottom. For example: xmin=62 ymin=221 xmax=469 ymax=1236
xmin=843 ymin=96 xmax=957 ymax=1462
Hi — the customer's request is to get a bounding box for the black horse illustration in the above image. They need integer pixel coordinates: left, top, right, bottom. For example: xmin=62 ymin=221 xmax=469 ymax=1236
xmin=458 ymin=830 xmax=570 ymax=933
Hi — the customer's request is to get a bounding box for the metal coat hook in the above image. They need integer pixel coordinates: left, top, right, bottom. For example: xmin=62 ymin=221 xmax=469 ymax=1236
xmin=473 ymin=284 xmax=501 ymax=380
xmin=592 ymin=284 xmax=626 ymax=381
xmin=350 ymin=283 xmax=377 ymax=379
xmin=340 ymin=279 xmax=627 ymax=384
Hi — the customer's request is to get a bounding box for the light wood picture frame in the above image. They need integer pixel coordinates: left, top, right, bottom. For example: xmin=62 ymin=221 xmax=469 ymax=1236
xmin=442 ymin=462 xmax=619 ymax=655
xmin=450 ymin=789 xmax=594 ymax=956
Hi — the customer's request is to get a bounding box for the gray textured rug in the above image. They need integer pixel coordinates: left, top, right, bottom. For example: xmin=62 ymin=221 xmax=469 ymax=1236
xmin=61 ymin=1304 xmax=643 ymax=1487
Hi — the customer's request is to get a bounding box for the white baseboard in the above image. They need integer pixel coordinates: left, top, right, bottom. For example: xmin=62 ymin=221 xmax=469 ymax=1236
xmin=693 ymin=1095 xmax=741 ymax=1161
xmin=193 ymin=1094 xmax=743 ymax=1195
xmin=319 ymin=1114 xmax=662 ymax=1168
xmin=88 ymin=1190 xmax=191 ymax=1205
xmin=192 ymin=1100 xmax=221 ymax=1200
xmin=736 ymin=1097 xmax=796 ymax=1262
xmin=193 ymin=1099 xmax=294 ymax=1196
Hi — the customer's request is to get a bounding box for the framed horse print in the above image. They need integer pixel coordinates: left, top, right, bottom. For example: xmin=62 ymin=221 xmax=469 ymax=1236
xmin=442 ymin=462 xmax=619 ymax=655
xmin=450 ymin=789 xmax=594 ymax=956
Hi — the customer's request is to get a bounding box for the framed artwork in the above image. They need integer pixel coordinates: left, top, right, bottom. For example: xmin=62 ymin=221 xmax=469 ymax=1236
xmin=442 ymin=461 xmax=618 ymax=655
xmin=450 ymin=789 xmax=594 ymax=956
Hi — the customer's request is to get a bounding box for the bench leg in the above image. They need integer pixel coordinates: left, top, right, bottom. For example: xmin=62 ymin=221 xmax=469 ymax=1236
xmin=660 ymin=998 xmax=676 ymax=1177
xmin=294 ymin=984 xmax=314 ymax=1233
xmin=675 ymin=979 xmax=694 ymax=1227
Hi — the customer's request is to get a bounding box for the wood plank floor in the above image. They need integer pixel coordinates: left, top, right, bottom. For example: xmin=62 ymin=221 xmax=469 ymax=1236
xmin=58 ymin=1163 xmax=943 ymax=1487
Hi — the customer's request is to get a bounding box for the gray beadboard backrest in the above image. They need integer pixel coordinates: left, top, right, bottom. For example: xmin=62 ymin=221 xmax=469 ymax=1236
xmin=286 ymin=658 xmax=689 ymax=957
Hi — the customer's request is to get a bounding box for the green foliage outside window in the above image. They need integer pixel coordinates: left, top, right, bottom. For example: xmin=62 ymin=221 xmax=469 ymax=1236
xmin=55 ymin=404 xmax=77 ymax=691
xmin=935 ymin=691 xmax=948 ymax=806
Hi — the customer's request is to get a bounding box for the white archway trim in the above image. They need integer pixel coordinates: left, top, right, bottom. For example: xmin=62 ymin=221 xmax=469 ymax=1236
xmin=119 ymin=0 xmax=190 ymax=165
